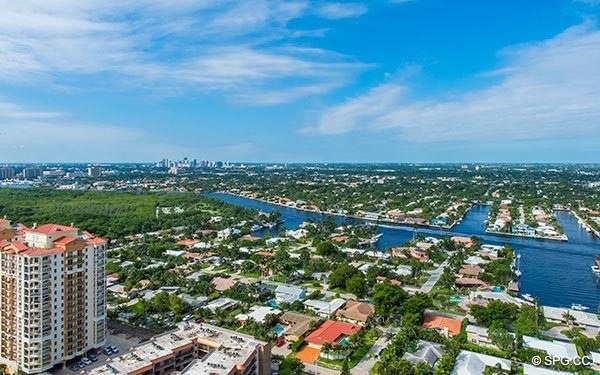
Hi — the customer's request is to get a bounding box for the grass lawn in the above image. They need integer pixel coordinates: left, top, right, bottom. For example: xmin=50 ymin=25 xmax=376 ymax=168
xmin=317 ymin=328 xmax=381 ymax=370
xmin=129 ymin=301 xmax=146 ymax=315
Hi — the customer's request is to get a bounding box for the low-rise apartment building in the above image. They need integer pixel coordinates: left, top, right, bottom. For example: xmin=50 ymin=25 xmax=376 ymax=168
xmin=89 ymin=322 xmax=271 ymax=375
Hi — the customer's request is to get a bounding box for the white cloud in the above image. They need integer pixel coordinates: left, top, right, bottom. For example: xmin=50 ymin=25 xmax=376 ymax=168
xmin=307 ymin=22 xmax=600 ymax=141
xmin=0 ymin=0 xmax=368 ymax=104
xmin=315 ymin=2 xmax=368 ymax=19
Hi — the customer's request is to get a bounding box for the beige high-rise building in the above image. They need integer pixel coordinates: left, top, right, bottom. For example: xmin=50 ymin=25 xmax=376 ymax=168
xmin=0 ymin=219 xmax=107 ymax=374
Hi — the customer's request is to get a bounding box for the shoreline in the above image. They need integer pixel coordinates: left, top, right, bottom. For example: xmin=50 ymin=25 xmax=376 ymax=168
xmin=484 ymin=229 xmax=568 ymax=242
xmin=570 ymin=210 xmax=600 ymax=239
xmin=218 ymin=191 xmax=572 ymax=242
xmin=216 ymin=191 xmax=470 ymax=232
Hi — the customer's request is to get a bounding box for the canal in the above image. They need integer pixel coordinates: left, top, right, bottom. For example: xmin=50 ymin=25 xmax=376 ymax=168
xmin=207 ymin=193 xmax=600 ymax=310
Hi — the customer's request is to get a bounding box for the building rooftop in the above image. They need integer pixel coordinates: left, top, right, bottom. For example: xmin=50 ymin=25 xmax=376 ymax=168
xmin=90 ymin=322 xmax=266 ymax=375
xmin=336 ymin=300 xmax=375 ymax=323
xmin=522 ymin=336 xmax=578 ymax=360
xmin=304 ymin=320 xmax=361 ymax=346
xmin=451 ymin=350 xmax=511 ymax=375
xmin=422 ymin=312 xmax=463 ymax=337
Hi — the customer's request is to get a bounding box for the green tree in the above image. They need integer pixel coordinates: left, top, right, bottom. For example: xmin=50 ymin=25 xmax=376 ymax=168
xmin=347 ymin=273 xmax=368 ymax=297
xmin=279 ymin=357 xmax=305 ymax=375
xmin=373 ymin=282 xmax=408 ymax=321
xmin=340 ymin=359 xmax=350 ymax=375
xmin=488 ymin=321 xmax=515 ymax=353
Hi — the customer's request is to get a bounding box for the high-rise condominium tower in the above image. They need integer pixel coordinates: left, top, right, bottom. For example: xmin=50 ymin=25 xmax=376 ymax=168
xmin=0 ymin=218 xmax=107 ymax=374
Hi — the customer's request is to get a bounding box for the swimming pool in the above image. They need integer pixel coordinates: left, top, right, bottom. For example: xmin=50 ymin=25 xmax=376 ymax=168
xmin=491 ymin=286 xmax=503 ymax=292
xmin=449 ymin=296 xmax=465 ymax=302
xmin=268 ymin=299 xmax=279 ymax=307
xmin=273 ymin=325 xmax=285 ymax=335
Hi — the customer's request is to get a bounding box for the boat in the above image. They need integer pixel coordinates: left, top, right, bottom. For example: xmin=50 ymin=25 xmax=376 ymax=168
xmin=571 ymin=304 xmax=589 ymax=311
xmin=369 ymin=233 xmax=383 ymax=244
xmin=522 ymin=293 xmax=534 ymax=302
xmin=515 ymin=270 xmax=522 ymax=277
xmin=592 ymin=266 xmax=600 ymax=274
xmin=250 ymin=224 xmax=263 ymax=232
xmin=265 ymin=220 xmax=284 ymax=229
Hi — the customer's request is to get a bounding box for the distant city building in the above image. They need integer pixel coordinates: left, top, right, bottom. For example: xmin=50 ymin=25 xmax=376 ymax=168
xmin=22 ymin=167 xmax=42 ymax=179
xmin=42 ymin=169 xmax=65 ymax=178
xmin=87 ymin=166 xmax=102 ymax=177
xmin=0 ymin=167 xmax=15 ymax=180
xmin=0 ymin=220 xmax=107 ymax=373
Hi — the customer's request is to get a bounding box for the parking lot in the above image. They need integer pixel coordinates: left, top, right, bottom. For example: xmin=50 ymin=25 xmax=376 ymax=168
xmin=51 ymin=332 xmax=142 ymax=375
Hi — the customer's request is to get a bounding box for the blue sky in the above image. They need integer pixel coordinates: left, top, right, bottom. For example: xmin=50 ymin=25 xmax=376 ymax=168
xmin=1 ymin=0 xmax=600 ymax=163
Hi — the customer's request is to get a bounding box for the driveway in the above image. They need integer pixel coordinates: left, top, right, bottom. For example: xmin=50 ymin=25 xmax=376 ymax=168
xmin=419 ymin=260 xmax=448 ymax=293
xmin=351 ymin=327 xmax=399 ymax=375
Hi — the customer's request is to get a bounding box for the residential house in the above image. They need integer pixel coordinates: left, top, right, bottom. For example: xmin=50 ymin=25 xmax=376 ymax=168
xmin=211 ymin=277 xmax=237 ymax=292
xmin=275 ymin=285 xmax=306 ymax=304
xmin=459 ymin=265 xmax=482 ymax=279
xmin=466 ymin=325 xmax=514 ymax=350
xmin=304 ymin=320 xmax=362 ymax=351
xmin=280 ymin=312 xmax=320 ymax=342
xmin=422 ymin=312 xmax=464 ymax=338
xmin=522 ymin=336 xmax=578 ymax=360
xmin=402 ymin=340 xmax=445 ymax=369
xmin=336 ymin=300 xmax=374 ymax=325
xmin=236 ymin=306 xmax=281 ymax=324
xmin=303 ymin=298 xmax=346 ymax=317
xmin=205 ymin=298 xmax=239 ymax=312
xmin=451 ymin=350 xmax=511 ymax=375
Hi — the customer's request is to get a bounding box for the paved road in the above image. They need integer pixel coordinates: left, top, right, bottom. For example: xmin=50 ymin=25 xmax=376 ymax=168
xmin=304 ymin=363 xmax=340 ymax=375
xmin=351 ymin=327 xmax=399 ymax=375
xmin=419 ymin=260 xmax=448 ymax=293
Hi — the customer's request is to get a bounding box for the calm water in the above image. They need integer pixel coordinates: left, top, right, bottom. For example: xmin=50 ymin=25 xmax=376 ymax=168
xmin=208 ymin=193 xmax=600 ymax=310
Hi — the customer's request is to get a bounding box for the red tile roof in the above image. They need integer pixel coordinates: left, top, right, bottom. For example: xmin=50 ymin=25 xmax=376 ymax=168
xmin=54 ymin=236 xmax=77 ymax=245
xmin=28 ymin=223 xmax=78 ymax=234
xmin=422 ymin=314 xmax=463 ymax=336
xmin=304 ymin=320 xmax=361 ymax=346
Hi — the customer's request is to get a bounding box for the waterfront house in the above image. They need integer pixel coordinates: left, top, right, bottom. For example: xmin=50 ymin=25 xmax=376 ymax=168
xmin=451 ymin=236 xmax=474 ymax=248
xmin=431 ymin=216 xmax=449 ymax=226
xmin=543 ymin=306 xmax=600 ymax=331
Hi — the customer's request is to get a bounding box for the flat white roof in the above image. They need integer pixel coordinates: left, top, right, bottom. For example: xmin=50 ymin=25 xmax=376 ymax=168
xmin=523 ymin=364 xmax=574 ymax=375
xmin=522 ymin=336 xmax=578 ymax=360
xmin=451 ymin=350 xmax=511 ymax=375
xmin=543 ymin=306 xmax=600 ymax=328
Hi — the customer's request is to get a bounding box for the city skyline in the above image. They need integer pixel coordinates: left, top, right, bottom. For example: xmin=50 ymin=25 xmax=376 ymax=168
xmin=1 ymin=0 xmax=600 ymax=163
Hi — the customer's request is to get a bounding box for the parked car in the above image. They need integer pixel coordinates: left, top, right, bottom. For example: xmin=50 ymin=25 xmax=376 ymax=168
xmin=102 ymin=348 xmax=113 ymax=356
xmin=88 ymin=354 xmax=98 ymax=362
xmin=78 ymin=361 xmax=88 ymax=367
xmin=81 ymin=358 xmax=92 ymax=366
xmin=69 ymin=364 xmax=81 ymax=371
xmin=108 ymin=345 xmax=119 ymax=353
